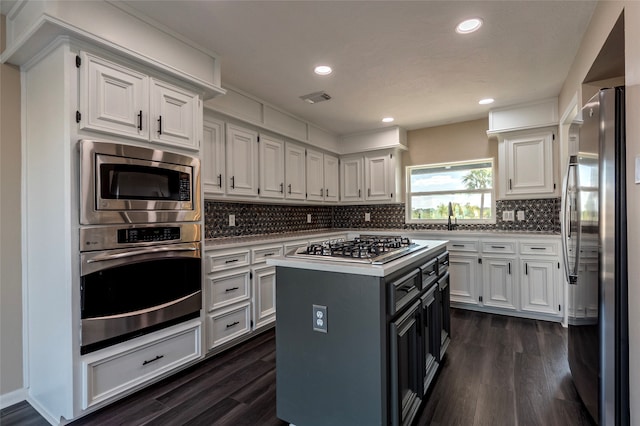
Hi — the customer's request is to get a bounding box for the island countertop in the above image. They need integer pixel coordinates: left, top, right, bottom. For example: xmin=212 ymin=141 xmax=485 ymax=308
xmin=266 ymin=239 xmax=448 ymax=277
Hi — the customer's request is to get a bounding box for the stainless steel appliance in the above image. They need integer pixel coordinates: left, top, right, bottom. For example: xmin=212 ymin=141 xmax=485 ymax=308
xmin=79 ymin=140 xmax=201 ymax=225
xmin=562 ymin=87 xmax=629 ymax=425
xmin=289 ymin=235 xmax=429 ymax=265
xmin=80 ymin=223 xmax=202 ymax=354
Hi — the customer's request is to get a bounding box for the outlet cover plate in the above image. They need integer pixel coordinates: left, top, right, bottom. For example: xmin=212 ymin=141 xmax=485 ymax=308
xmin=312 ymin=304 xmax=327 ymax=333
xmin=307 ymin=214 xmax=312 ymax=223
xmin=365 ymin=212 xmax=371 ymax=222
xmin=229 ymin=214 xmax=235 ymax=226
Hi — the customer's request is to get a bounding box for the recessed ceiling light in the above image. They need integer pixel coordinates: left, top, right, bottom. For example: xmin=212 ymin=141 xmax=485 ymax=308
xmin=382 ymin=117 xmax=395 ymax=123
xmin=479 ymin=98 xmax=495 ymax=105
xmin=314 ymin=65 xmax=333 ymax=75
xmin=456 ymin=18 xmax=483 ymax=34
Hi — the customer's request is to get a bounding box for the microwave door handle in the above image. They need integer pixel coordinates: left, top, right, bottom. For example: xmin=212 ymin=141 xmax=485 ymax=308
xmin=86 ymin=245 xmax=198 ymax=263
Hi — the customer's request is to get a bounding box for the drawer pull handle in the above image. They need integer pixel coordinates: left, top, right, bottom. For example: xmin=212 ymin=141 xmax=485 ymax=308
xmin=157 ymin=116 xmax=162 ymax=135
xmin=225 ymin=259 xmax=239 ymax=264
xmin=226 ymin=321 xmax=240 ymax=329
xmin=491 ymin=245 xmax=506 ymax=249
xmin=452 ymin=244 xmax=464 ymax=247
xmin=530 ymin=247 xmax=546 ymax=250
xmin=426 ymin=270 xmax=436 ymax=276
xmin=398 ymin=286 xmax=415 ymax=293
xmin=137 ymin=110 xmax=143 ymax=131
xmin=440 ymin=260 xmax=449 ymax=266
xmin=218 ymin=174 xmax=223 ymax=188
xmin=225 ymin=287 xmax=239 ymax=292
xmin=264 ymin=253 xmax=274 ymax=257
xmin=142 ymin=355 xmax=164 ymax=366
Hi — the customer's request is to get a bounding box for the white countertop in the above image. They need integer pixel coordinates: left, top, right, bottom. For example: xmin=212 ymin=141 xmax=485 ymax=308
xmin=266 ymin=239 xmax=448 ymax=277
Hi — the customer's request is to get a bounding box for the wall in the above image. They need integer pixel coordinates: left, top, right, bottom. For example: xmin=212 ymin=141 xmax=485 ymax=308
xmin=0 ymin=14 xmax=24 ymax=402
xmin=557 ymin=2 xmax=639 ymax=423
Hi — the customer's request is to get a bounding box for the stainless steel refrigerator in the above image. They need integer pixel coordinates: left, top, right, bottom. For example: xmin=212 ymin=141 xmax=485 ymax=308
xmin=561 ymin=86 xmax=629 ymax=425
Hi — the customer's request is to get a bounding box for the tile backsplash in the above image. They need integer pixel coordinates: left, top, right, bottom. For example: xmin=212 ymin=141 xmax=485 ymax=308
xmin=205 ymin=198 xmax=561 ymax=239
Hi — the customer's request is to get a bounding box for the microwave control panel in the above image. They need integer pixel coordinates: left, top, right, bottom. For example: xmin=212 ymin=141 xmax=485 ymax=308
xmin=117 ymin=227 xmax=181 ymax=244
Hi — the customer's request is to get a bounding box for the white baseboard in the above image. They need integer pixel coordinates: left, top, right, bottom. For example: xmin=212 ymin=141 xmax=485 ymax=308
xmin=26 ymin=395 xmax=58 ymax=425
xmin=0 ymin=387 xmax=27 ymax=410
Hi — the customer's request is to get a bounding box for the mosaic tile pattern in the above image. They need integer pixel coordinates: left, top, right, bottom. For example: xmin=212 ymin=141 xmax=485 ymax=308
xmin=204 ymin=201 xmax=333 ymax=238
xmin=204 ymin=198 xmax=561 ymax=238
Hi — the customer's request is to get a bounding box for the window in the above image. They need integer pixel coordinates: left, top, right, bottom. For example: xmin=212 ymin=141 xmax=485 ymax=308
xmin=406 ymin=159 xmax=495 ymax=223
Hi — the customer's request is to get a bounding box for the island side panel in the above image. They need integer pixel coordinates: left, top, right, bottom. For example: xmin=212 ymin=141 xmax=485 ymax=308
xmin=275 ymin=267 xmax=387 ymax=426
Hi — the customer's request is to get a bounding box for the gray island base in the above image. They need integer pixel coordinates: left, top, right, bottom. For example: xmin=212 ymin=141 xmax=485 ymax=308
xmin=270 ymin=240 xmax=450 ymax=426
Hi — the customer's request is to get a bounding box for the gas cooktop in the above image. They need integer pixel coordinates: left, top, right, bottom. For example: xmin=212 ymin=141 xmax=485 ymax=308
xmin=289 ymin=235 xmax=428 ymax=265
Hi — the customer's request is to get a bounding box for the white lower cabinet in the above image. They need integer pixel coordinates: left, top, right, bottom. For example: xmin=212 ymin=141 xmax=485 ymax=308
xmin=82 ymin=319 xmax=201 ymax=409
xmin=252 ymin=265 xmax=277 ymax=329
xmin=207 ymin=302 xmax=252 ymax=349
xmin=520 ymin=258 xmax=559 ymax=315
xmin=436 ymin=235 xmax=562 ymax=321
xmin=482 ymin=257 xmax=518 ymax=311
xmin=449 ymin=255 xmax=480 ymax=306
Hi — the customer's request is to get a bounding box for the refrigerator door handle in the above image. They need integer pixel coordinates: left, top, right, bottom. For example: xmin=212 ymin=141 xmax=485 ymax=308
xmin=561 ymin=156 xmax=580 ymax=284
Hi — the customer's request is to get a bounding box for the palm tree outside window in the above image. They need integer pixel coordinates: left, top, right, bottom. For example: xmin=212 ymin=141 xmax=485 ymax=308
xmin=406 ymin=159 xmax=495 ymax=223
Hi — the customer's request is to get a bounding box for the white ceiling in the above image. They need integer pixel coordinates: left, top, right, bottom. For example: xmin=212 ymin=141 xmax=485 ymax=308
xmin=112 ymin=2 xmax=595 ymax=135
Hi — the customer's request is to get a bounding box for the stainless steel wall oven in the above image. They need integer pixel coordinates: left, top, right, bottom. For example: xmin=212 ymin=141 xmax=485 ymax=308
xmin=80 ymin=223 xmax=202 ymax=354
xmin=78 ymin=140 xmax=203 ymax=354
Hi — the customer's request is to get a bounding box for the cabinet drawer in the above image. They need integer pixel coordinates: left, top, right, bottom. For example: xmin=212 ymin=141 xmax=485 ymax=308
xmin=447 ymin=240 xmax=479 ymax=252
xmin=252 ymin=245 xmax=283 ymax=264
xmin=206 ymin=250 xmax=250 ymax=273
xmin=437 ymin=252 xmax=450 ymax=275
xmin=284 ymin=240 xmax=308 ymax=256
xmin=520 ymin=241 xmax=558 ymax=256
xmin=207 ymin=302 xmax=251 ymax=349
xmin=388 ymin=268 xmax=421 ymax=316
xmin=82 ymin=320 xmax=201 ymax=409
xmin=206 ymin=270 xmax=250 ymax=311
xmin=482 ymin=241 xmax=517 ymax=254
xmin=419 ymin=258 xmax=438 ymax=288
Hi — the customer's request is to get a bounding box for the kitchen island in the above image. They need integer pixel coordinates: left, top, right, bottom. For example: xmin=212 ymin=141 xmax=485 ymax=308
xmin=267 ymin=238 xmax=449 ymax=426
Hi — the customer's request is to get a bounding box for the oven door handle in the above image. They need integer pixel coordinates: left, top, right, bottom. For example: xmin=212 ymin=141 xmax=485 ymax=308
xmin=86 ymin=245 xmax=199 ymax=263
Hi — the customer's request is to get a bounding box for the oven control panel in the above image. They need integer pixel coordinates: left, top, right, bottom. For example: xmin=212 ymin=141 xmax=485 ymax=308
xmin=117 ymin=227 xmax=181 ymax=244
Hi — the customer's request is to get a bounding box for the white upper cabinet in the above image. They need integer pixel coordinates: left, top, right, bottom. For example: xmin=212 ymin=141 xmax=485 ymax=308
xmin=306 ymin=149 xmax=339 ymax=202
xmin=259 ymin=134 xmax=285 ymax=199
xmin=306 ymin=149 xmax=324 ymax=201
xmin=226 ymin=124 xmax=259 ymax=197
xmin=79 ymin=51 xmax=201 ymax=150
xmin=285 ymin=142 xmax=306 ymax=200
xmin=150 ymin=78 xmax=200 ymax=150
xmin=80 ymin=52 xmax=149 ymax=140
xmin=323 ymin=154 xmax=339 ymax=202
xmin=340 ymin=156 xmax=364 ymax=202
xmin=364 ymin=152 xmax=393 ymax=201
xmin=498 ymin=129 xmax=557 ymax=198
xmin=202 ymin=117 xmax=225 ymax=195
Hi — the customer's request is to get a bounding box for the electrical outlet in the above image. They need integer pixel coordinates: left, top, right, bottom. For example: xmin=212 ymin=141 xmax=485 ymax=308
xmin=517 ymin=210 xmax=525 ymax=221
xmin=365 ymin=212 xmax=371 ymax=222
xmin=307 ymin=214 xmax=312 ymax=223
xmin=502 ymin=210 xmax=514 ymax=221
xmin=229 ymin=214 xmax=235 ymax=226
xmin=312 ymin=304 xmax=327 ymax=333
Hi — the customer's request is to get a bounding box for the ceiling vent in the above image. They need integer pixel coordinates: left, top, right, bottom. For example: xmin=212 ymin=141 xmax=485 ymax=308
xmin=300 ymin=91 xmax=332 ymax=104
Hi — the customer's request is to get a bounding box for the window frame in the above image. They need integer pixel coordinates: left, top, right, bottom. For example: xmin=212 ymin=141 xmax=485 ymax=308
xmin=405 ymin=158 xmax=496 ymax=224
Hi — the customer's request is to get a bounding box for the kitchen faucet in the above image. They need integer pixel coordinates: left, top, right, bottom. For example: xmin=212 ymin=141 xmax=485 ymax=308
xmin=447 ymin=202 xmax=457 ymax=231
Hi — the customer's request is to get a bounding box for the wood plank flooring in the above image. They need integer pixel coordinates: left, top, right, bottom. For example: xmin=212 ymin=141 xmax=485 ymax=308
xmin=1 ymin=309 xmax=595 ymax=425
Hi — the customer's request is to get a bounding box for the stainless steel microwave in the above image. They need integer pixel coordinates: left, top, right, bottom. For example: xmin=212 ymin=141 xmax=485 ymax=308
xmin=79 ymin=140 xmax=201 ymax=225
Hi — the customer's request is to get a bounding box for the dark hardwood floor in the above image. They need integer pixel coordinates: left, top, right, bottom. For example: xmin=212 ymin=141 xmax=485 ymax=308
xmin=1 ymin=309 xmax=595 ymax=426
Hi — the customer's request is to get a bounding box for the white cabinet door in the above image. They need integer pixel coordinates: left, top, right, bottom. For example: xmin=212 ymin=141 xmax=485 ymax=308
xmin=150 ymin=78 xmax=200 ymax=150
xmin=259 ymin=134 xmax=285 ymax=199
xmin=306 ymin=149 xmax=325 ymax=201
xmin=482 ymin=257 xmax=517 ymax=311
xmin=449 ymin=255 xmax=479 ymax=306
xmin=502 ymin=130 xmax=555 ymax=197
xmin=365 ymin=153 xmax=392 ymax=201
xmin=285 ymin=142 xmax=306 ymax=200
xmin=252 ymin=265 xmax=277 ymax=329
xmin=520 ymin=258 xmax=559 ymax=315
xmin=226 ymin=124 xmax=259 ymax=197
xmin=202 ymin=118 xmax=225 ymax=195
xmin=340 ymin=156 xmax=364 ymax=202
xmin=80 ymin=52 xmax=149 ymax=140
xmin=323 ymin=154 xmax=339 ymax=202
